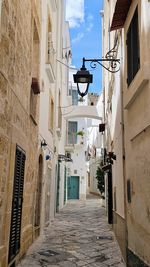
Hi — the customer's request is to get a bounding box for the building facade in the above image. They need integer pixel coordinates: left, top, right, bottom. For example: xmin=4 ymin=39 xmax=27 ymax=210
xmin=63 ymin=69 xmax=88 ymax=201
xmin=103 ymin=0 xmax=150 ymax=266
xmin=102 ymin=0 xmax=126 ymax=258
xmin=0 ymin=0 xmax=70 ymax=266
xmin=39 ymin=0 xmax=71 ymax=226
xmin=0 ymin=0 xmax=41 ymax=266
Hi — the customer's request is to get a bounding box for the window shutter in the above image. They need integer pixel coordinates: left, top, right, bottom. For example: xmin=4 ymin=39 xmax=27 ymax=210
xmin=127 ymin=25 xmax=132 ymax=86
xmin=8 ymin=145 xmax=26 ymax=263
xmin=72 ymin=90 xmax=78 ymax=106
xmin=68 ymin=121 xmax=78 ymax=144
xmin=132 ymin=8 xmax=140 ymax=77
xmin=127 ymin=7 xmax=140 ymax=87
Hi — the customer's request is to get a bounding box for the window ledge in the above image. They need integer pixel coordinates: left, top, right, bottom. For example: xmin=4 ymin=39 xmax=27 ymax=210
xmin=124 ymin=64 xmax=149 ymax=109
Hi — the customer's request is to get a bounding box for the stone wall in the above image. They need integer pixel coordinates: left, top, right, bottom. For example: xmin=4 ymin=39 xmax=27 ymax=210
xmin=0 ymin=0 xmax=41 ymax=266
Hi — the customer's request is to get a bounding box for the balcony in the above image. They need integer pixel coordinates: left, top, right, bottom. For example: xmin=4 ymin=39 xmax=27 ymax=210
xmin=65 ymin=132 xmax=85 ymax=151
xmin=65 ymin=131 xmax=76 ymax=151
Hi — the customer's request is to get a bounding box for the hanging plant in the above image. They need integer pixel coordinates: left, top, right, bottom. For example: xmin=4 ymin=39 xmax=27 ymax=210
xmin=95 ymin=164 xmax=105 ymax=198
xmin=76 ymin=130 xmax=85 ymax=137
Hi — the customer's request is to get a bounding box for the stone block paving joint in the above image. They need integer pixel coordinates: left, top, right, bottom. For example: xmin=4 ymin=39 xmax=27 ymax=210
xmin=17 ymin=196 xmax=125 ymax=267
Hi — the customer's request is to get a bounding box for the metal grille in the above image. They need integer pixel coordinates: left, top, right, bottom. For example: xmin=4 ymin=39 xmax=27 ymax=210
xmin=8 ymin=145 xmax=26 ymax=263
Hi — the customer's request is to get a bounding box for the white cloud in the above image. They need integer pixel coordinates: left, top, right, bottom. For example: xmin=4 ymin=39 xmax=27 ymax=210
xmin=66 ymin=0 xmax=84 ymax=28
xmin=72 ymin=32 xmax=84 ymax=43
xmin=86 ymin=14 xmax=94 ymax=32
xmin=87 ymin=22 xmax=93 ymax=32
xmin=87 ymin=14 xmax=93 ymax=21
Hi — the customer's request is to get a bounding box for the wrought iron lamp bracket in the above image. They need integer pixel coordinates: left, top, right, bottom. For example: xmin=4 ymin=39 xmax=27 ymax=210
xmin=82 ymin=43 xmax=120 ymax=73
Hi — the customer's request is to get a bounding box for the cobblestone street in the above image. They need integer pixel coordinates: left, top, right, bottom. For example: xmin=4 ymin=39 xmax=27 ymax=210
xmin=17 ymin=196 xmax=125 ymax=267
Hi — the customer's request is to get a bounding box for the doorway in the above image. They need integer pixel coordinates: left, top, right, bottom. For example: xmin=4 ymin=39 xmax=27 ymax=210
xmin=45 ymin=167 xmax=51 ymax=224
xmin=8 ymin=145 xmax=26 ymax=263
xmin=67 ymin=176 xmax=79 ymax=200
xmin=108 ymin=169 xmax=113 ymax=224
xmin=35 ymin=155 xmax=43 ymax=227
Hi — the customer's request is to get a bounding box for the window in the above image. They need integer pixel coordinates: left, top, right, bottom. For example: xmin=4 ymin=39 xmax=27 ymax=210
xmin=68 ymin=121 xmax=77 ymax=144
xmin=49 ymin=96 xmax=54 ymax=132
xmin=72 ymin=89 xmax=78 ymax=105
xmin=126 ymin=7 xmax=140 ymax=86
xmin=68 ymin=81 xmax=72 ymax=96
xmin=9 ymin=145 xmax=26 ymax=263
xmin=46 ymin=16 xmax=54 ymax=66
xmin=30 ymin=20 xmax=40 ymax=123
xmin=32 ymin=20 xmax=40 ymax=80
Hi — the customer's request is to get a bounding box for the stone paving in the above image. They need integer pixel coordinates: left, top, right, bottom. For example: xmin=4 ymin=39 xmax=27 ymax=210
xmin=17 ymin=196 xmax=126 ymax=267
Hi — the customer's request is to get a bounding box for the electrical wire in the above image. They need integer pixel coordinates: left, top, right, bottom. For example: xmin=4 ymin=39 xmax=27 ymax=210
xmin=57 ymin=59 xmax=77 ymax=69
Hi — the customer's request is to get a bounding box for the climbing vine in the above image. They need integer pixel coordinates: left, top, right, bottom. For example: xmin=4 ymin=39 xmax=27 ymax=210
xmin=95 ymin=163 xmax=105 ymax=198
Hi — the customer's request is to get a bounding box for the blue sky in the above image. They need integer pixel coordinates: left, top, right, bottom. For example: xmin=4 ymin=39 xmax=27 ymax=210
xmin=66 ymin=0 xmax=103 ymax=94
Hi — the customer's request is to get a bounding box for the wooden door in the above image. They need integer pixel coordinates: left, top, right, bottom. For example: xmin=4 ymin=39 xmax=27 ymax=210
xmin=67 ymin=176 xmax=79 ymax=200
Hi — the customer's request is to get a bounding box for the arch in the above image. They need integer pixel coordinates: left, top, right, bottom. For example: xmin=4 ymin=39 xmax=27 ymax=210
xmin=63 ymin=106 xmax=102 ymax=120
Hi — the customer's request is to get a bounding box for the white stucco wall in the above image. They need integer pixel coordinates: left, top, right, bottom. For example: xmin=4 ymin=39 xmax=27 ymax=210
xmin=86 ymin=93 xmax=103 ymax=195
xmin=39 ymin=0 xmax=69 ymax=220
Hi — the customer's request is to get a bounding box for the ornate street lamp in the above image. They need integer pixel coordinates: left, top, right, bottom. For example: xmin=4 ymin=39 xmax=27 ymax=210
xmin=73 ymin=59 xmax=93 ymax=97
xmin=73 ymin=43 xmax=120 ymax=97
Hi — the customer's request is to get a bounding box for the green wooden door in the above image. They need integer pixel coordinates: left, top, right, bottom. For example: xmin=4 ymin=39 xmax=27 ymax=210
xmin=67 ymin=176 xmax=79 ymax=199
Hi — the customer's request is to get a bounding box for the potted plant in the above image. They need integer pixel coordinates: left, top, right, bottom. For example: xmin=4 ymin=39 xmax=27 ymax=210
xmin=76 ymin=130 xmax=85 ymax=144
xmin=76 ymin=130 xmax=84 ymax=137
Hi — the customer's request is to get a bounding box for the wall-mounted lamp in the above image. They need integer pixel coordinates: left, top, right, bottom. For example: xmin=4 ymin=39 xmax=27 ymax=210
xmin=58 ymin=154 xmax=73 ymax=163
xmin=106 ymin=152 xmax=116 ymax=165
xmin=46 ymin=154 xmax=51 ymax=161
xmin=108 ymin=152 xmax=116 ymax=160
xmin=99 ymin=123 xmax=105 ymax=132
xmin=41 ymin=139 xmax=47 ymax=147
xmin=73 ymin=59 xmax=93 ymax=97
xmin=73 ymin=44 xmax=120 ymax=97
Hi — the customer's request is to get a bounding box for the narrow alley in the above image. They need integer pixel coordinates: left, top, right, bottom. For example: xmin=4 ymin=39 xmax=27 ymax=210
xmin=17 ymin=196 xmax=125 ymax=267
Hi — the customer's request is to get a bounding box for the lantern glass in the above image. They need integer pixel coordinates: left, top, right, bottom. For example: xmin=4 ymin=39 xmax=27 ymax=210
xmin=73 ymin=68 xmax=93 ymax=97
